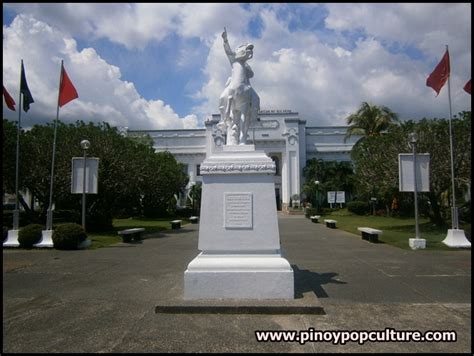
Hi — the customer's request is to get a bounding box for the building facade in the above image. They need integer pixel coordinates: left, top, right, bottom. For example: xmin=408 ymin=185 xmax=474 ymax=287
xmin=128 ymin=110 xmax=361 ymax=210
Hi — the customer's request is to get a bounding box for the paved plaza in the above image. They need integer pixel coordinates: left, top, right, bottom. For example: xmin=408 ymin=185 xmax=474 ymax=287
xmin=3 ymin=214 xmax=471 ymax=353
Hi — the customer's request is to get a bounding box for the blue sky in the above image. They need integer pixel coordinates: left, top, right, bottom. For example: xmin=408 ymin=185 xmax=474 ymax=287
xmin=3 ymin=3 xmax=471 ymax=130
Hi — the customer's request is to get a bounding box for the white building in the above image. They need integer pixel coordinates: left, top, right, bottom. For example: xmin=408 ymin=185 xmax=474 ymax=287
xmin=128 ymin=110 xmax=361 ymax=210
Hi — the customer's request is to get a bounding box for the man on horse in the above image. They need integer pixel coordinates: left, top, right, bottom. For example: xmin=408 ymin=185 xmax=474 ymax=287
xmin=218 ymin=28 xmax=260 ymax=145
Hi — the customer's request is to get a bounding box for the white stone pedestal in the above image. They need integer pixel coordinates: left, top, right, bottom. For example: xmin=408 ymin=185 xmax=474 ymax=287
xmin=34 ymin=230 xmax=54 ymax=248
xmin=409 ymin=238 xmax=426 ymax=250
xmin=3 ymin=230 xmax=20 ymax=247
xmin=442 ymin=229 xmax=471 ymax=248
xmin=184 ymin=145 xmax=294 ymax=300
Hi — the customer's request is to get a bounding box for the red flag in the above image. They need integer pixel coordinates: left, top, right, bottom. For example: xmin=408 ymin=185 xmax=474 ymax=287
xmin=3 ymin=85 xmax=16 ymax=111
xmin=58 ymin=64 xmax=78 ymax=107
xmin=463 ymin=79 xmax=471 ymax=95
xmin=426 ymin=49 xmax=450 ymax=96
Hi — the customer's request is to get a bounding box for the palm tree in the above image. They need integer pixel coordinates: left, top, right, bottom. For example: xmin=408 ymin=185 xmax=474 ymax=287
xmin=344 ymin=102 xmax=399 ymax=142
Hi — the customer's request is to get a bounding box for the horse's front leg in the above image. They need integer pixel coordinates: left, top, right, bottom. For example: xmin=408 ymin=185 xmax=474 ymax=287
xmin=227 ymin=110 xmax=241 ymax=145
xmin=239 ymin=108 xmax=251 ymax=145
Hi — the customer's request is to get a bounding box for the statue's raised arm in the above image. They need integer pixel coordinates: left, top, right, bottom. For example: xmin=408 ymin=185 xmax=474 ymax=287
xmin=222 ymin=27 xmax=235 ymax=65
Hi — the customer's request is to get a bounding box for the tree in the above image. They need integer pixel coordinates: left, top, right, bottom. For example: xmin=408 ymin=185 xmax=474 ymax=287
xmin=3 ymin=120 xmax=189 ymax=230
xmin=350 ymin=113 xmax=471 ymax=225
xmin=141 ymin=151 xmax=188 ymax=217
xmin=302 ymin=158 xmax=355 ymax=210
xmin=3 ymin=119 xmax=18 ymax=197
xmin=344 ymin=102 xmax=399 ymax=142
xmin=188 ymin=182 xmax=202 ymax=214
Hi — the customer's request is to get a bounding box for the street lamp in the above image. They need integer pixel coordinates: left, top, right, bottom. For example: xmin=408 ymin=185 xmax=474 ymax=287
xmin=80 ymin=140 xmax=90 ymax=230
xmin=408 ymin=132 xmax=425 ymax=249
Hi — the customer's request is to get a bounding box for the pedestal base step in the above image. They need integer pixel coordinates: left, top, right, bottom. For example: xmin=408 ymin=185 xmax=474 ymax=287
xmin=184 ymin=253 xmax=294 ymax=300
xmin=156 ymin=292 xmax=323 ymax=315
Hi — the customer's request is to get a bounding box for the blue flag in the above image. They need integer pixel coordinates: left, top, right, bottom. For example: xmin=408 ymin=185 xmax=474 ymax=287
xmin=20 ymin=61 xmax=34 ymax=112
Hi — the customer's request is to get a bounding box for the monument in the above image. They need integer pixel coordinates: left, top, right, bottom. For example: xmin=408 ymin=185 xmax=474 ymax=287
xmin=184 ymin=29 xmax=294 ymax=299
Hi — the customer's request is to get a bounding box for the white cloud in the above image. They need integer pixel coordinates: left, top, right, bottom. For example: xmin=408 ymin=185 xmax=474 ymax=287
xmin=325 ymin=3 xmax=471 ymax=59
xmin=2 ymin=14 xmax=197 ymax=130
xmin=4 ymin=3 xmax=251 ymax=50
xmin=3 ymin=4 xmax=471 ymax=131
xmin=194 ymin=4 xmax=471 ymax=125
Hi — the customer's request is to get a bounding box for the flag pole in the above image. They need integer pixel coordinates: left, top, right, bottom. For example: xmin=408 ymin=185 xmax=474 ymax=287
xmin=13 ymin=60 xmax=24 ymax=230
xmin=46 ymin=60 xmax=64 ymax=231
xmin=445 ymin=45 xmax=458 ymax=230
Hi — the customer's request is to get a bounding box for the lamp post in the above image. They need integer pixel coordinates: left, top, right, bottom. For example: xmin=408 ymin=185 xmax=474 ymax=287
xmin=80 ymin=140 xmax=90 ymax=230
xmin=408 ymin=133 xmax=425 ymax=249
xmin=409 ymin=133 xmax=420 ymax=240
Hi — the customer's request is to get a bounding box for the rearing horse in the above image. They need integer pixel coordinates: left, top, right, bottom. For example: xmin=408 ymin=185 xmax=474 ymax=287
xmin=218 ymin=28 xmax=260 ymax=145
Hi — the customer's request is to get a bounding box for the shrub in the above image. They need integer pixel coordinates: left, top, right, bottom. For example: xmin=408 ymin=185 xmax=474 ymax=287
xmin=53 ymin=223 xmax=87 ymax=250
xmin=176 ymin=207 xmax=195 ymax=218
xmin=347 ymin=201 xmax=370 ymax=215
xmin=305 ymin=207 xmax=318 ymax=218
xmin=18 ymin=224 xmax=44 ymax=248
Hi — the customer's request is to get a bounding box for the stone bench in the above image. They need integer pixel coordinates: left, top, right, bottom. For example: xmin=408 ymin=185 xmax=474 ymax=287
xmin=358 ymin=227 xmax=383 ymax=243
xmin=118 ymin=228 xmax=145 ymax=243
xmin=170 ymin=220 xmax=182 ymax=229
xmin=324 ymin=219 xmax=337 ymax=229
xmin=189 ymin=216 xmax=199 ymax=224
xmin=310 ymin=215 xmax=321 ymax=223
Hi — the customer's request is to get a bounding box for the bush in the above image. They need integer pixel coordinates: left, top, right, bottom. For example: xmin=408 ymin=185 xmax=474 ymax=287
xmin=18 ymin=224 xmax=44 ymax=248
xmin=53 ymin=223 xmax=87 ymax=250
xmin=176 ymin=207 xmax=195 ymax=218
xmin=305 ymin=207 xmax=318 ymax=218
xmin=347 ymin=201 xmax=370 ymax=215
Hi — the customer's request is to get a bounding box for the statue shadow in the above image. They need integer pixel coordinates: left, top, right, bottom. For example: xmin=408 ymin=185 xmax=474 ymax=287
xmin=292 ymin=264 xmax=347 ymax=299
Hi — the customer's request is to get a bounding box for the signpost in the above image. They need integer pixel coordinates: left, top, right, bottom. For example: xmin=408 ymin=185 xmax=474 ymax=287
xmin=327 ymin=191 xmax=336 ymax=208
xmin=336 ymin=191 xmax=345 ymax=208
xmin=399 ymin=135 xmax=429 ymax=249
xmin=71 ymin=154 xmax=99 ymax=232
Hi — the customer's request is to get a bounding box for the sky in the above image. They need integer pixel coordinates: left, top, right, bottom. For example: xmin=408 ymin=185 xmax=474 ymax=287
xmin=2 ymin=3 xmax=471 ymax=130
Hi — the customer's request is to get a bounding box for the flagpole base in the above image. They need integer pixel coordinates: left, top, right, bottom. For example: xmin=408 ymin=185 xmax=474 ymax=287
xmin=3 ymin=230 xmax=20 ymax=247
xmin=442 ymin=229 xmax=471 ymax=248
xmin=409 ymin=238 xmax=426 ymax=250
xmin=34 ymin=230 xmax=54 ymax=248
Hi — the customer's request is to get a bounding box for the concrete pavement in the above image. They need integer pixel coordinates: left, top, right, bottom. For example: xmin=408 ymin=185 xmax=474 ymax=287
xmin=2 ymin=214 xmax=471 ymax=353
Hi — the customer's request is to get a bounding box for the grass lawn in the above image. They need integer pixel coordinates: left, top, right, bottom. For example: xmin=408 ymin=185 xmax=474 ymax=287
xmin=87 ymin=216 xmax=191 ymax=249
xmin=319 ymin=209 xmax=471 ymax=251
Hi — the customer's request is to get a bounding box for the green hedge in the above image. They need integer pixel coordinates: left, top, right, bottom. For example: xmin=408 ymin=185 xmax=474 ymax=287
xmin=347 ymin=201 xmax=370 ymax=215
xmin=305 ymin=208 xmax=318 ymax=218
xmin=53 ymin=223 xmax=87 ymax=250
xmin=18 ymin=224 xmax=44 ymax=248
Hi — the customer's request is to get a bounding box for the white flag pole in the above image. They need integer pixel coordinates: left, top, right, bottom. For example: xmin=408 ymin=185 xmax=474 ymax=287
xmin=12 ymin=60 xmax=24 ymax=230
xmin=45 ymin=60 xmax=64 ymax=231
xmin=442 ymin=45 xmax=470 ymax=247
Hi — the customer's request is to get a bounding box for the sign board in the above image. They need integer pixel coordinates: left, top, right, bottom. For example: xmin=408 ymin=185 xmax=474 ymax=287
xmin=398 ymin=153 xmax=430 ymax=192
xmin=336 ymin=191 xmax=345 ymax=203
xmin=327 ymin=191 xmax=336 ymax=204
xmin=224 ymin=193 xmax=253 ymax=229
xmin=71 ymin=157 xmax=99 ymax=194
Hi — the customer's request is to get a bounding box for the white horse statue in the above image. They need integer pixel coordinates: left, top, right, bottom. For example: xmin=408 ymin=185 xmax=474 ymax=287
xmin=217 ymin=28 xmax=260 ymax=145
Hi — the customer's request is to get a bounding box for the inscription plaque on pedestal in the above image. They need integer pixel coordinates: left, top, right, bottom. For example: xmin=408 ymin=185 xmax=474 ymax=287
xmin=224 ymin=193 xmax=253 ymax=229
